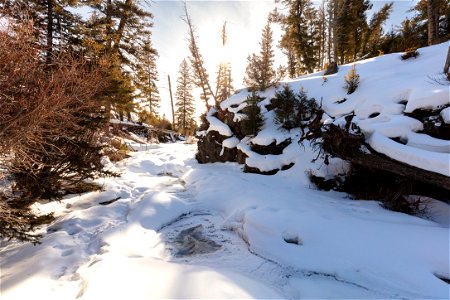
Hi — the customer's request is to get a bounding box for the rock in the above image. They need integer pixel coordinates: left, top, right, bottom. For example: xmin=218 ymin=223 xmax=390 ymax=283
xmin=196 ymin=131 xmax=237 ymax=163
xmin=250 ymin=139 xmax=291 ymax=155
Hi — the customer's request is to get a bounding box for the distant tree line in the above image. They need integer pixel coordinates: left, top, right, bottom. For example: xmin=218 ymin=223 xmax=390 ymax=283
xmin=243 ymin=0 xmax=449 ymax=86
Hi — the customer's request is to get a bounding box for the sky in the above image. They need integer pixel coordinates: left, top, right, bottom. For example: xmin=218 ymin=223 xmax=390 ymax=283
xmin=148 ymin=0 xmax=418 ymax=122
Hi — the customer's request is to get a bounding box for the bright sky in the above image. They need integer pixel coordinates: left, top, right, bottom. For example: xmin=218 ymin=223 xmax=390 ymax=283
xmin=149 ymin=0 xmax=417 ymax=122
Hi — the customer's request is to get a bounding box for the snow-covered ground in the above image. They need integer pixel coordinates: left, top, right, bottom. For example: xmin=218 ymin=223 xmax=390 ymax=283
xmin=215 ymin=42 xmax=449 ymax=176
xmin=1 ymin=142 xmax=449 ymax=299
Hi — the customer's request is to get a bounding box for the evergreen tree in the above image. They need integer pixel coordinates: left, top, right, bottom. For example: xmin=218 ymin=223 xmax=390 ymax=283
xmin=273 ymin=85 xmax=298 ymax=130
xmin=411 ymin=0 xmax=449 ymax=46
xmin=215 ymin=63 xmax=234 ymax=103
xmin=294 ymin=88 xmax=319 ymax=133
xmin=241 ymin=92 xmax=265 ymax=137
xmin=243 ymin=18 xmax=281 ymax=91
xmin=1 ymin=0 xmax=84 ymax=64
xmin=336 ymin=0 xmax=372 ymax=64
xmin=135 ymin=36 xmax=160 ymax=117
xmin=215 ymin=22 xmax=234 ymax=103
xmin=175 ymin=59 xmax=196 ymax=135
xmin=362 ymin=3 xmax=393 ymax=57
xmin=85 ymin=0 xmax=155 ymax=119
xmin=273 ymin=0 xmax=320 ymax=75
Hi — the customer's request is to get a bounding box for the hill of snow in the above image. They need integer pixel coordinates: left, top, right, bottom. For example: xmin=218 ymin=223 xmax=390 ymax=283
xmin=207 ymin=42 xmax=449 ymax=176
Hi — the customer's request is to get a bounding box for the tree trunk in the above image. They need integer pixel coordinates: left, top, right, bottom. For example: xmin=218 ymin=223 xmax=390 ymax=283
xmin=112 ymin=0 xmax=133 ymax=55
xmin=46 ymin=0 xmax=54 ymax=65
xmin=332 ymin=0 xmax=338 ymax=65
xmin=427 ymin=0 xmax=437 ymax=45
xmin=168 ymin=75 xmax=175 ymax=129
xmin=444 ymin=46 xmax=450 ymax=79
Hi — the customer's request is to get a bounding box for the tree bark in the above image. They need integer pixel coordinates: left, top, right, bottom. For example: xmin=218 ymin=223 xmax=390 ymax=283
xmin=46 ymin=0 xmax=54 ymax=65
xmin=444 ymin=45 xmax=450 ymax=75
xmin=168 ymin=75 xmax=175 ymax=129
xmin=112 ymin=0 xmax=133 ymax=55
xmin=427 ymin=0 xmax=437 ymax=45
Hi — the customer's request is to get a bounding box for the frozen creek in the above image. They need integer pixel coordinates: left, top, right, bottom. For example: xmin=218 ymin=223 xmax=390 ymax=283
xmin=1 ymin=142 xmax=448 ymax=299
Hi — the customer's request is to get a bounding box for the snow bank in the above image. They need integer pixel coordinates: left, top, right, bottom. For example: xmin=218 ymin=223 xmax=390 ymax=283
xmin=206 ymin=115 xmax=233 ymax=136
xmin=218 ymin=42 xmax=450 ymax=176
xmin=1 ymin=143 xmax=449 ymax=299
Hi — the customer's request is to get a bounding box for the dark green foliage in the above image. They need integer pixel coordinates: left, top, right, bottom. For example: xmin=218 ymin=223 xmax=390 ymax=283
xmin=273 ymin=85 xmax=319 ymax=132
xmin=134 ymin=37 xmax=160 ymax=116
xmin=241 ymin=92 xmax=265 ymax=137
xmin=273 ymin=85 xmax=299 ymax=130
xmin=175 ymin=59 xmax=196 ymax=135
xmin=0 ymin=198 xmax=54 ymax=243
xmin=344 ymin=65 xmax=360 ymax=94
xmin=294 ymin=89 xmax=319 ymax=128
xmin=363 ymin=3 xmax=393 ymax=57
xmin=336 ymin=0 xmax=372 ymax=64
xmin=84 ymin=0 xmax=155 ymax=118
xmin=274 ymin=0 xmax=320 ymax=75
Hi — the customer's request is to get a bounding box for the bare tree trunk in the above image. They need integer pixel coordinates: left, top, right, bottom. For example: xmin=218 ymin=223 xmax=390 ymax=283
xmin=427 ymin=0 xmax=437 ymax=45
xmin=168 ymin=75 xmax=175 ymax=129
xmin=332 ymin=0 xmax=338 ymax=64
xmin=444 ymin=46 xmax=450 ymax=79
xmin=46 ymin=0 xmax=53 ymax=65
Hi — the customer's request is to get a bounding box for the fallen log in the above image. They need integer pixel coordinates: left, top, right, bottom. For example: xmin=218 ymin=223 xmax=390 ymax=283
xmin=322 ymin=124 xmax=450 ymax=195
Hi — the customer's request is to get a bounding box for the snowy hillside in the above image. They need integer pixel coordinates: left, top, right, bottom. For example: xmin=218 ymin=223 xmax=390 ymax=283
xmin=202 ymin=42 xmax=449 ymax=177
xmin=1 ymin=142 xmax=449 ymax=299
xmin=1 ymin=43 xmax=449 ymax=300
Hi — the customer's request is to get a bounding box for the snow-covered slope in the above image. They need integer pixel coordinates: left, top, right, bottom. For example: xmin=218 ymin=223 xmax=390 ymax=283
xmin=214 ymin=42 xmax=449 ymax=176
xmin=1 ymin=143 xmax=448 ymax=299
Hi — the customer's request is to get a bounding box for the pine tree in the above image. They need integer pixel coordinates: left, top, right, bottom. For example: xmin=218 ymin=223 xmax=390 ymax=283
xmin=344 ymin=64 xmax=360 ymax=94
xmin=134 ymin=37 xmax=160 ymax=118
xmin=215 ymin=63 xmax=234 ymax=103
xmin=2 ymin=0 xmax=84 ymax=64
xmin=215 ymin=22 xmax=234 ymax=104
xmin=273 ymin=85 xmax=298 ymax=130
xmin=294 ymin=88 xmax=318 ymax=132
xmin=336 ymin=0 xmax=372 ymax=64
xmin=243 ymin=18 xmax=281 ymax=91
xmin=410 ymin=0 xmax=449 ymax=46
xmin=362 ymin=3 xmax=393 ymax=57
xmin=274 ymin=0 xmax=320 ymax=75
xmin=175 ymin=59 xmax=196 ymax=135
xmin=85 ymin=0 xmax=155 ymax=119
xmin=241 ymin=92 xmax=265 ymax=137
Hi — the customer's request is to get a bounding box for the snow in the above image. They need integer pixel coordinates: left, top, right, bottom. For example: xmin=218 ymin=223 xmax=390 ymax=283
xmin=220 ymin=136 xmax=240 ymax=156
xmin=2 ymin=143 xmax=449 ymax=299
xmin=441 ymin=107 xmax=450 ymax=124
xmin=219 ymin=42 xmax=450 ymax=176
xmin=2 ymin=43 xmax=450 ymax=300
xmin=206 ymin=115 xmax=233 ymax=137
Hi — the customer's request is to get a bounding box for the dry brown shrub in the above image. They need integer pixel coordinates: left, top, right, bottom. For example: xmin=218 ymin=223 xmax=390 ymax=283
xmin=0 ymin=20 xmax=113 ymax=242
